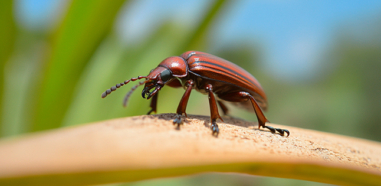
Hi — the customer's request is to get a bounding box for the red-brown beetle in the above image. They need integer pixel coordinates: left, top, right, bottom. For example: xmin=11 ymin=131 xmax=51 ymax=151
xmin=102 ymin=51 xmax=289 ymax=137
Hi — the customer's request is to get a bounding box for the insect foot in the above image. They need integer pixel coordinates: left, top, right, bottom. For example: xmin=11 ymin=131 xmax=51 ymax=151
xmin=264 ymin=126 xmax=290 ymax=137
xmin=173 ymin=114 xmax=183 ymax=129
xmin=211 ymin=120 xmax=219 ymax=137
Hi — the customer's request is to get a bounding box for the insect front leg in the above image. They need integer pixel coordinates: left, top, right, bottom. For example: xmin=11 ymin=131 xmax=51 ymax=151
xmin=173 ymin=80 xmax=194 ymax=127
xmin=205 ymin=84 xmax=223 ymax=136
xmin=147 ymin=92 xmax=158 ymax=115
xmin=218 ymin=91 xmax=289 ymax=137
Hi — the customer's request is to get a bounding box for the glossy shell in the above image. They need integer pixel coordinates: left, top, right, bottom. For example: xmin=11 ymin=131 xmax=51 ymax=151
xmin=182 ymin=51 xmax=268 ymax=111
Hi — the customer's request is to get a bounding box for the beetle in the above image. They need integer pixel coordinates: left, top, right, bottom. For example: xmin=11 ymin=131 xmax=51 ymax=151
xmin=101 ymin=51 xmax=289 ymax=137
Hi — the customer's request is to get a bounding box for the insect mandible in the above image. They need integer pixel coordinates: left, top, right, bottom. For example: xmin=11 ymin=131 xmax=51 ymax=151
xmin=101 ymin=51 xmax=289 ymax=137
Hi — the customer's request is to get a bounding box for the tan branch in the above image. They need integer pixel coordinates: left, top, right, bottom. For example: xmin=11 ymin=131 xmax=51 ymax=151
xmin=0 ymin=114 xmax=380 ymax=185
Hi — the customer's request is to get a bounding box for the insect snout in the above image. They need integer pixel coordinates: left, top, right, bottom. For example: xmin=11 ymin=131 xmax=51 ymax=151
xmin=142 ymin=82 xmax=162 ymax=99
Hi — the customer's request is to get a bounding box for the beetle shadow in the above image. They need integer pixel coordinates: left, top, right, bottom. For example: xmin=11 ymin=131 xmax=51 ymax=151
xmin=203 ymin=120 xmax=210 ymax=128
xmin=149 ymin=113 xmax=288 ymax=136
xmin=154 ymin=113 xmax=258 ymax=128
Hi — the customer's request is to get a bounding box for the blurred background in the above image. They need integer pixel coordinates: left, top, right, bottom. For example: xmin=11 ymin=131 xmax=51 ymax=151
xmin=1 ymin=0 xmax=381 ymax=185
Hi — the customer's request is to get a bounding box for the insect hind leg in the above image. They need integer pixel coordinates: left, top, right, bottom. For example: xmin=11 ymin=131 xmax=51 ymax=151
xmin=218 ymin=91 xmax=289 ymax=137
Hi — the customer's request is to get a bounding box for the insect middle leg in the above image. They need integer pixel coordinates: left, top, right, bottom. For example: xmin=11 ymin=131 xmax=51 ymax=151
xmin=217 ymin=101 xmax=229 ymax=115
xmin=205 ymin=84 xmax=223 ymax=136
xmin=218 ymin=91 xmax=289 ymax=137
xmin=173 ymin=80 xmax=194 ymax=126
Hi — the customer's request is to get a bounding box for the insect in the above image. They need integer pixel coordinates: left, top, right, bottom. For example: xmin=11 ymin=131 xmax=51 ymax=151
xmin=102 ymin=51 xmax=289 ymax=137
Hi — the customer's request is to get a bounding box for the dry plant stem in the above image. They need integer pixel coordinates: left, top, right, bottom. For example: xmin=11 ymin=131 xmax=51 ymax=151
xmin=0 ymin=114 xmax=380 ymax=186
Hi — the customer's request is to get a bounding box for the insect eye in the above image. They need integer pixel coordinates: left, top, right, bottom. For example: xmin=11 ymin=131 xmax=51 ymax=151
xmin=160 ymin=69 xmax=172 ymax=82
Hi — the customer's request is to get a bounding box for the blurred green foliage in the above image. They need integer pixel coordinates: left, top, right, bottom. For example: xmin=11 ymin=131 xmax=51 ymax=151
xmin=0 ymin=1 xmax=16 ymax=135
xmin=32 ymin=0 xmax=128 ymax=131
xmin=110 ymin=173 xmax=330 ymax=186
xmin=1 ymin=0 xmax=381 ymax=185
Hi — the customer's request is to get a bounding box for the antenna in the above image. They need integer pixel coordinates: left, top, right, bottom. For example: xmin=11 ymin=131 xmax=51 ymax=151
xmin=101 ymin=76 xmax=147 ymax=98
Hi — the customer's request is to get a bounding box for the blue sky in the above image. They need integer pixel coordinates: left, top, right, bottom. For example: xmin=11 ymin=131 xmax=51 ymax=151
xmin=215 ymin=1 xmax=381 ymax=79
xmin=15 ymin=0 xmax=381 ymax=81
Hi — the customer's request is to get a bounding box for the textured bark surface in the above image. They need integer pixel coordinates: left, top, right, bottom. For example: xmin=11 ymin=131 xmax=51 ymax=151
xmin=0 ymin=114 xmax=380 ymax=185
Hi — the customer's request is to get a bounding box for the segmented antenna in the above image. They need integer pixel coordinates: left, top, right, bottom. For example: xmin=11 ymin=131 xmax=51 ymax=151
xmin=123 ymin=80 xmax=148 ymax=107
xmin=101 ymin=76 xmax=147 ymax=98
